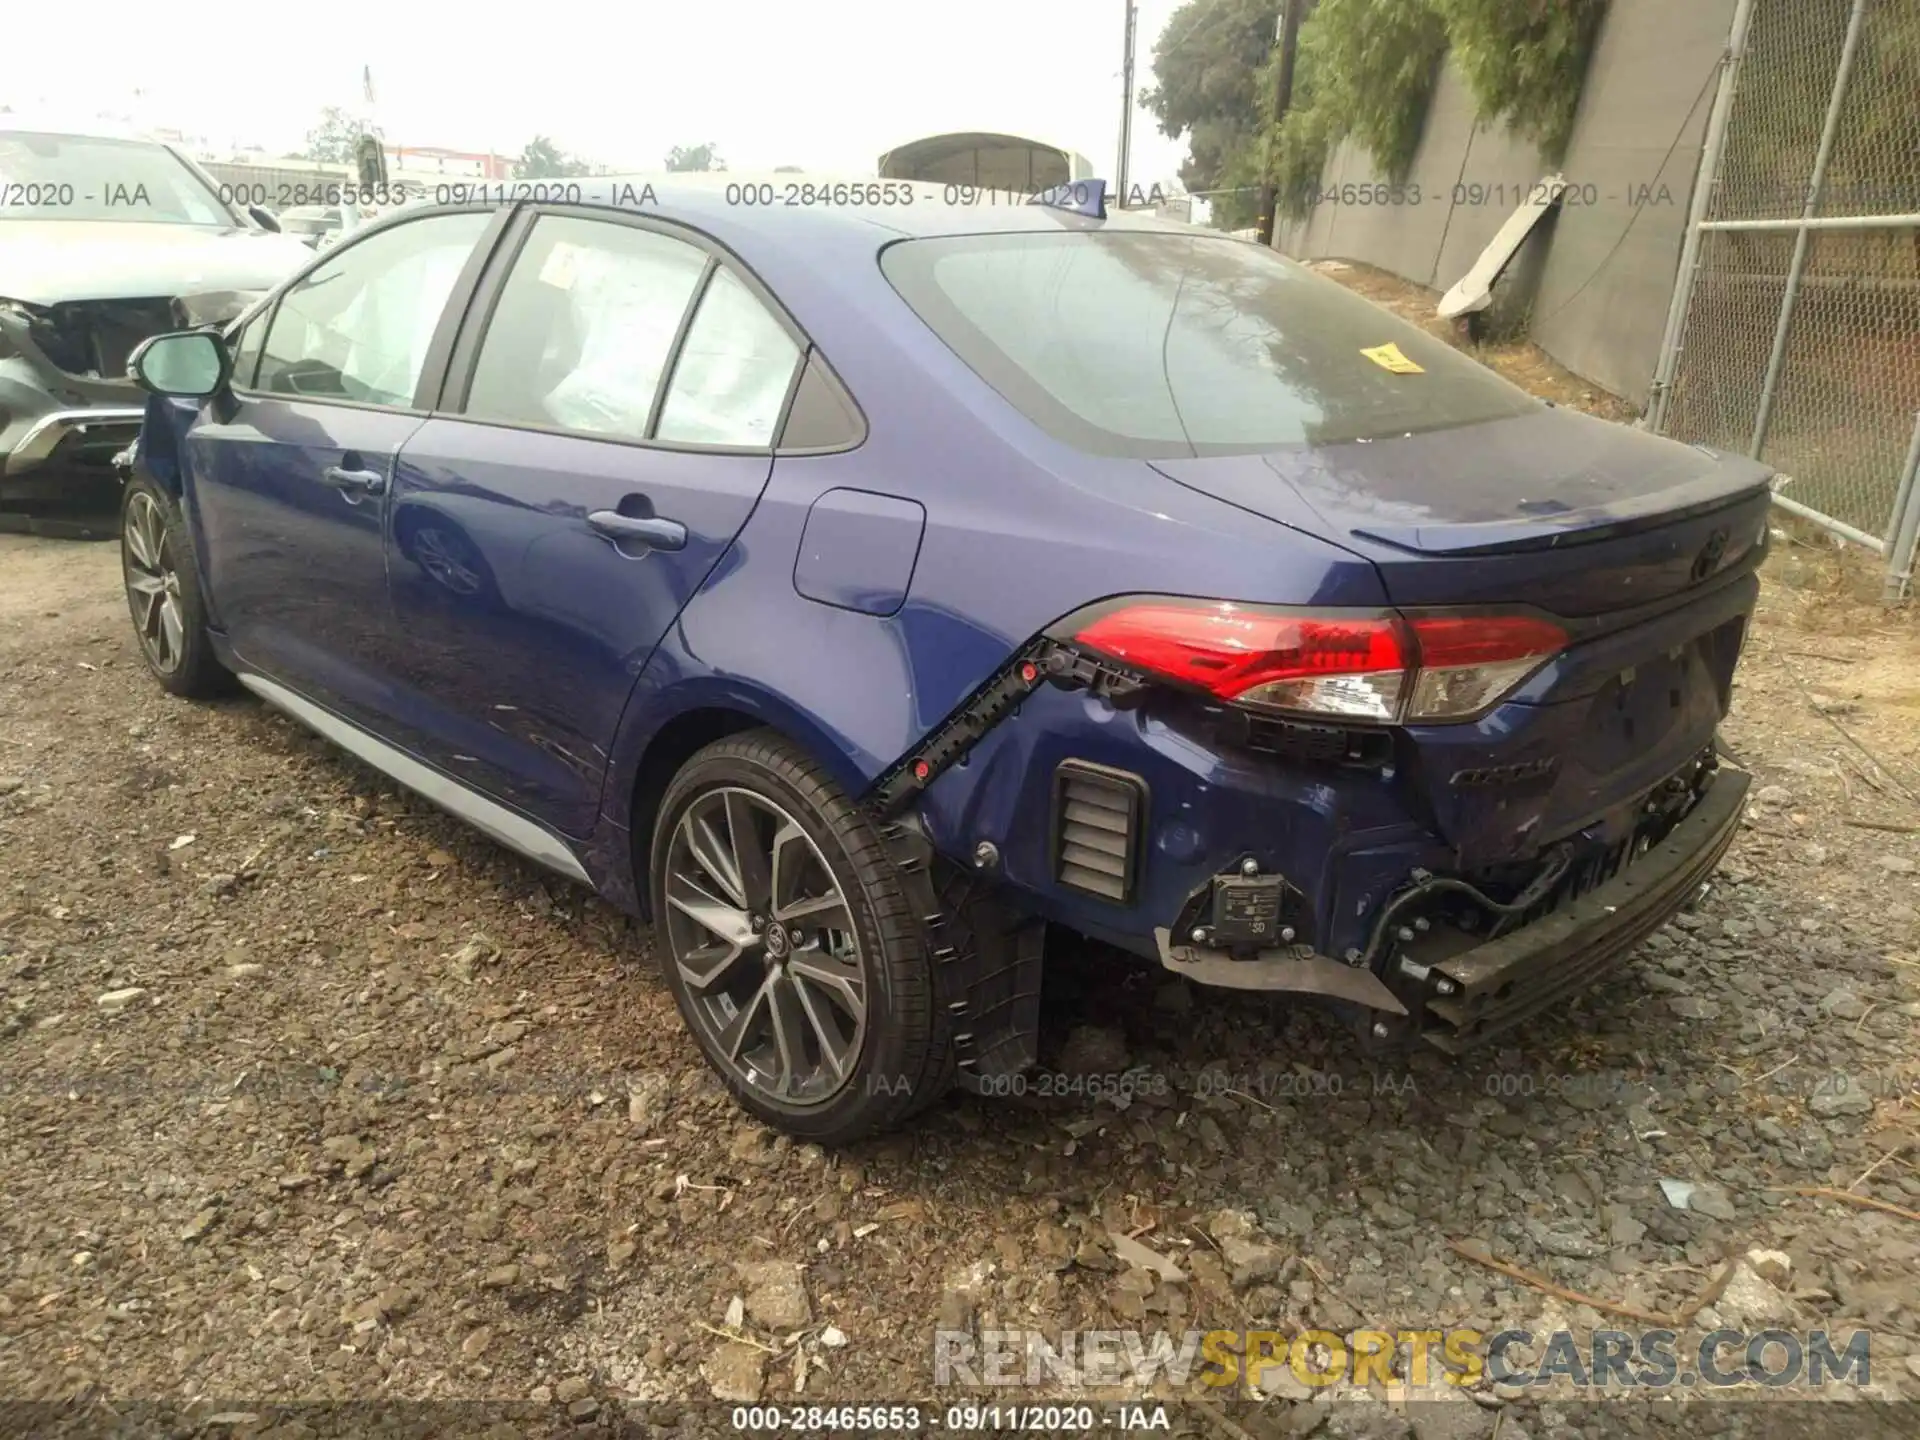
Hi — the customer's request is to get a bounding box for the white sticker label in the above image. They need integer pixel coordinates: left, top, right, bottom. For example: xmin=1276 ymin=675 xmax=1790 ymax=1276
xmin=539 ymin=242 xmax=580 ymax=291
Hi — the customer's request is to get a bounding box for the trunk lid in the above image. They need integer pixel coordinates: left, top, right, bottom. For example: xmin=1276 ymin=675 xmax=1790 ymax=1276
xmin=1150 ymin=407 xmax=1775 ymax=616
xmin=1149 ymin=409 xmax=1774 ymax=862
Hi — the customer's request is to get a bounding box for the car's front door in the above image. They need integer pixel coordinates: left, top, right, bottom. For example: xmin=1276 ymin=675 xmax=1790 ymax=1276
xmin=382 ymin=209 xmax=806 ymax=837
xmin=183 ymin=208 xmax=499 ymax=728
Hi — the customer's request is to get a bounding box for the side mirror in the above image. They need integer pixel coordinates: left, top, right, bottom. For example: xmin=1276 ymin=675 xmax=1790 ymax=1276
xmin=128 ymin=331 xmax=230 ymax=399
xmin=247 ymin=203 xmax=282 ymax=233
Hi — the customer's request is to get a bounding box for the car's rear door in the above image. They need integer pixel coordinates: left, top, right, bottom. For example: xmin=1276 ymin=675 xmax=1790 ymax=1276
xmin=182 ymin=208 xmax=504 ymax=730
xmin=381 ymin=207 xmax=806 ymax=837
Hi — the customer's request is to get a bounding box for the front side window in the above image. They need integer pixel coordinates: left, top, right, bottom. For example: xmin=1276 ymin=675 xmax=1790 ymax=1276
xmin=881 ymin=230 xmax=1540 ymax=458
xmin=227 ymin=305 xmax=269 ymax=391
xmin=254 ymin=211 xmax=490 ymax=407
xmin=464 ymin=216 xmax=710 ymax=441
xmin=0 ymin=131 xmax=235 ymax=226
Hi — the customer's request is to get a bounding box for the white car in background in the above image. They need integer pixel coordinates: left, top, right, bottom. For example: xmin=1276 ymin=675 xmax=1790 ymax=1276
xmin=0 ymin=119 xmax=312 ymax=505
xmin=278 ymin=204 xmax=351 ymax=249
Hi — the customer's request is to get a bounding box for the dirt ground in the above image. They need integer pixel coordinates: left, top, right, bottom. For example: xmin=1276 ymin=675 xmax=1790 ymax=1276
xmin=4 ymin=282 xmax=1920 ymax=1439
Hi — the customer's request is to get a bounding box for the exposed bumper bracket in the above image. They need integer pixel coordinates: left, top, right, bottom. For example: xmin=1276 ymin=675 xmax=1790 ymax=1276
xmin=1152 ymin=928 xmax=1410 ymax=1014
xmin=1414 ymin=767 xmax=1751 ymax=1052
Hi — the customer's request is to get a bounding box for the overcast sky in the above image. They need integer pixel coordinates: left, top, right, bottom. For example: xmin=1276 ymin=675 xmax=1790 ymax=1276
xmin=9 ymin=0 xmax=1195 ymax=186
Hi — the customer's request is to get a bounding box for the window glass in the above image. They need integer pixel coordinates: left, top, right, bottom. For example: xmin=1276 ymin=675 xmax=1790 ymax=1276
xmin=255 ymin=211 xmax=490 ymax=407
xmin=464 ymin=216 xmax=708 ymax=440
xmin=228 ymin=305 xmax=269 ymax=391
xmin=0 ymin=131 xmax=233 ymax=225
xmin=777 ymin=350 xmax=864 ymax=450
xmin=656 ymin=268 xmax=803 ymax=447
xmin=880 ymin=231 xmax=1539 ymax=458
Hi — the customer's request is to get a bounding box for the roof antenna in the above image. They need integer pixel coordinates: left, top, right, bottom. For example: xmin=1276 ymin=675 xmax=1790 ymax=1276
xmin=1030 ymin=179 xmax=1108 ymax=220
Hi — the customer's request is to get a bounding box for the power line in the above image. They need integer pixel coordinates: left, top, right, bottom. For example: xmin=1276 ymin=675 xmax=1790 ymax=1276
xmin=1257 ymin=0 xmax=1303 ymax=246
xmin=1118 ymin=0 xmax=1139 ymax=200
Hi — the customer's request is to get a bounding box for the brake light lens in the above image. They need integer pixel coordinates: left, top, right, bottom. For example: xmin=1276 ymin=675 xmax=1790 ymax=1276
xmin=1069 ymin=601 xmax=1566 ymax=723
xmin=1405 ymin=615 xmax=1567 ymax=720
xmin=1073 ymin=603 xmax=1407 ymax=721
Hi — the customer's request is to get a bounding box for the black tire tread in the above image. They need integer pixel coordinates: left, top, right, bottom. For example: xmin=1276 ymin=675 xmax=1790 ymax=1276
xmin=120 ymin=476 xmax=235 ymax=700
xmin=653 ymin=729 xmax=955 ymax=1143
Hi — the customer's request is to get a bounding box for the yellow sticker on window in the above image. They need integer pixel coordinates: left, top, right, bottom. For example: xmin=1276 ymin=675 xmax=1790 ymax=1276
xmin=1361 ymin=342 xmax=1425 ymax=375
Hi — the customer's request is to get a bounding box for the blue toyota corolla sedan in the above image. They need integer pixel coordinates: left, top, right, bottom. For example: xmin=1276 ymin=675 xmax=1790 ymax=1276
xmin=120 ymin=175 xmax=1770 ymax=1141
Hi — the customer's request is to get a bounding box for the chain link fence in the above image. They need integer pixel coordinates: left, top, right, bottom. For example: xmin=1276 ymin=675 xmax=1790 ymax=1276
xmin=1649 ymin=0 xmax=1920 ymax=597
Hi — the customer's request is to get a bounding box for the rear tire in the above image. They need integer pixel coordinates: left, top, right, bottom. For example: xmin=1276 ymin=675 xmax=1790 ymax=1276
xmin=649 ymin=730 xmax=953 ymax=1143
xmin=120 ymin=476 xmax=232 ymax=699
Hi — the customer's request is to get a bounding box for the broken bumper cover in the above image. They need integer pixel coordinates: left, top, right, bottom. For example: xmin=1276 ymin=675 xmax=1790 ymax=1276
xmin=3 ymin=406 xmax=146 ymax=477
xmin=1416 ymin=767 xmax=1749 ymax=1051
xmin=0 ymin=287 xmax=257 ymax=483
xmin=1154 ymin=767 xmax=1749 ymax=1051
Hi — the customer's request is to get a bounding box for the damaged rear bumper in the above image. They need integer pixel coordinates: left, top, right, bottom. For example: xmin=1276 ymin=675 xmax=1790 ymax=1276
xmin=1154 ymin=765 xmax=1749 ymax=1050
xmin=1411 ymin=766 xmax=1748 ymax=1051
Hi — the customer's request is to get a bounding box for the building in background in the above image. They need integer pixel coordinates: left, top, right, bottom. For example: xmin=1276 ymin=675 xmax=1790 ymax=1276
xmin=386 ymin=144 xmax=509 ymax=180
xmin=878 ymin=132 xmax=1094 ymax=190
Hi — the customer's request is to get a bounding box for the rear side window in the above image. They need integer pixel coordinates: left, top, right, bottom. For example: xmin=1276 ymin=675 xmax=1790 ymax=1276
xmin=464 ymin=216 xmax=710 ymax=441
xmin=880 ymin=231 xmax=1539 ymax=458
xmin=655 ymin=267 xmax=803 ymax=448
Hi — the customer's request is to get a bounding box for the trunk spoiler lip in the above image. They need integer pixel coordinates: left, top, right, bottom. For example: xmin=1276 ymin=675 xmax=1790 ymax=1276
xmin=1346 ymin=470 xmax=1777 ymax=557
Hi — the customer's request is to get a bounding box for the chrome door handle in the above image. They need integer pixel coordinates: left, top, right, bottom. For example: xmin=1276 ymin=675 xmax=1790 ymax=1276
xmin=587 ymin=510 xmax=687 ymax=551
xmin=320 ymin=465 xmax=387 ymax=496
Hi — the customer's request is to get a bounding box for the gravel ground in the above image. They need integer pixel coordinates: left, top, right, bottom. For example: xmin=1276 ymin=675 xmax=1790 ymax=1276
xmin=3 ymin=514 xmax=1919 ymax=1440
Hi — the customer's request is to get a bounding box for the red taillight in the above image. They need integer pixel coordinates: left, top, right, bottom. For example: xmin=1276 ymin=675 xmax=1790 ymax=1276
xmin=1069 ymin=601 xmax=1566 ymax=723
xmin=1405 ymin=614 xmax=1566 ymax=720
xmin=1408 ymin=615 xmax=1567 ymax=669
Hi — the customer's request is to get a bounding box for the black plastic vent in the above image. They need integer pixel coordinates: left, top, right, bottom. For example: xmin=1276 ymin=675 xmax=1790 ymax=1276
xmin=1053 ymin=760 xmax=1148 ymax=904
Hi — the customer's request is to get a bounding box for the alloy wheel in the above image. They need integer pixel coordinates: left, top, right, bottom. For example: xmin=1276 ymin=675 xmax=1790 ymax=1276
xmin=663 ymin=787 xmax=868 ymax=1107
xmin=122 ymin=490 xmax=186 ymax=675
xmin=413 ymin=527 xmax=484 ymax=596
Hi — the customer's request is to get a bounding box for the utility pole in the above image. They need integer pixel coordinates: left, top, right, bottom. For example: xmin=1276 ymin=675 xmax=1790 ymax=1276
xmin=1117 ymin=0 xmax=1138 ymax=206
xmin=1257 ymin=0 xmax=1303 ymax=246
xmin=342 ymin=65 xmax=386 ymax=239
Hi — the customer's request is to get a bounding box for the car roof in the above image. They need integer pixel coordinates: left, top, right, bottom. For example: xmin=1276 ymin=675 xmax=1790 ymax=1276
xmin=0 ymin=115 xmax=169 ymax=145
xmin=521 ymin=172 xmax=1213 ymax=244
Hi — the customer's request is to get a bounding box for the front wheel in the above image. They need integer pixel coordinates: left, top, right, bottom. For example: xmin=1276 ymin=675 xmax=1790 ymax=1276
xmin=649 ymin=731 xmax=953 ymax=1142
xmin=120 ymin=476 xmax=232 ymax=698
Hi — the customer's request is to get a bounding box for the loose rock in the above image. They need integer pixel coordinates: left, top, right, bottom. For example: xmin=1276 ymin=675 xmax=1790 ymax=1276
xmin=627 ymin=1073 xmax=671 ymax=1133
xmin=736 ymin=1260 xmax=811 ymax=1329
xmin=1809 ymin=1078 xmax=1876 ymax=1119
xmin=704 ymin=1342 xmax=766 ymax=1402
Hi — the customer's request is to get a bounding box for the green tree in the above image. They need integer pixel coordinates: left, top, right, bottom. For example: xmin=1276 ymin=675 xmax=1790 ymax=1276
xmin=1276 ymin=0 xmax=1447 ymax=207
xmin=303 ymin=107 xmax=380 ymax=164
xmin=515 ymin=135 xmax=590 ymax=179
xmin=1148 ymin=0 xmax=1622 ymax=226
xmin=1431 ymin=0 xmax=1608 ymax=158
xmin=1139 ymin=0 xmax=1281 ymax=229
xmin=666 ymin=143 xmax=724 ymax=172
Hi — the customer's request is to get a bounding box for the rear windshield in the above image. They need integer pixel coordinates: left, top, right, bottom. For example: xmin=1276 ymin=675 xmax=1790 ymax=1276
xmin=880 ymin=230 xmax=1539 ymax=458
